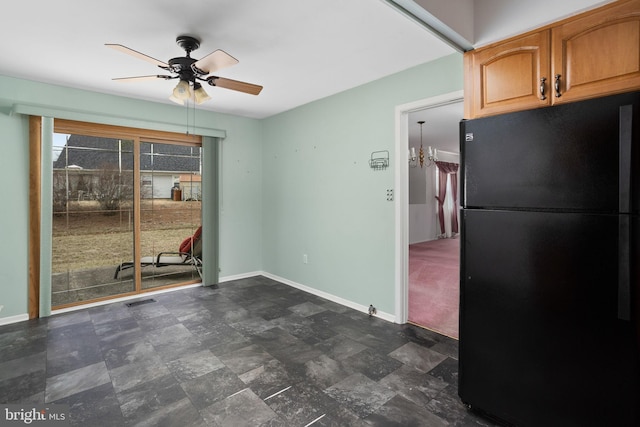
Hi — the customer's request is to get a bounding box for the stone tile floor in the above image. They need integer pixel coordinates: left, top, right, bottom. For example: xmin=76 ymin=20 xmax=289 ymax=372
xmin=0 ymin=276 xmax=498 ymax=426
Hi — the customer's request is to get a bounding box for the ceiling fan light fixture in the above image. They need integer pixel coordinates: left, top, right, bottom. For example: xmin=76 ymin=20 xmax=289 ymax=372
xmin=173 ymin=79 xmax=192 ymax=100
xmin=169 ymin=93 xmax=185 ymax=105
xmin=193 ymin=82 xmax=211 ymax=104
xmin=108 ymin=39 xmax=263 ymax=100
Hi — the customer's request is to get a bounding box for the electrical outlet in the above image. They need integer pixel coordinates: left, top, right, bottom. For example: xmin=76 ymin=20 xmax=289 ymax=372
xmin=303 ymin=254 xmax=308 ymax=264
xmin=386 ymin=189 xmax=394 ymax=201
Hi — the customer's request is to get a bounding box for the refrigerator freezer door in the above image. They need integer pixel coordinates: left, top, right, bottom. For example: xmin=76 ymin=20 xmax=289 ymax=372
xmin=459 ymin=209 xmax=639 ymax=426
xmin=461 ymin=91 xmax=640 ymax=212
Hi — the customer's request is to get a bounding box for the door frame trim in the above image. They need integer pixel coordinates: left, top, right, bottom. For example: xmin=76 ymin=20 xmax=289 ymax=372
xmin=28 ymin=116 xmax=42 ymax=319
xmin=393 ymin=90 xmax=464 ymax=324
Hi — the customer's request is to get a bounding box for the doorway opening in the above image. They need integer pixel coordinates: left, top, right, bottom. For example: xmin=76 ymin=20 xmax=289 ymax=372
xmin=394 ymin=91 xmax=463 ymax=338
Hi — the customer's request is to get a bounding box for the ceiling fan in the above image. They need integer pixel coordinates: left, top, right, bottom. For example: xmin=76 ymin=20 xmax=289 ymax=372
xmin=106 ymin=35 xmax=263 ymax=105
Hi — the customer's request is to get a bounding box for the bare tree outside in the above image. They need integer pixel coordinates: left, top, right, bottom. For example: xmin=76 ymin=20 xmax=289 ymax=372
xmin=95 ymin=163 xmax=134 ymax=214
xmin=52 ymin=172 xmax=68 ymax=213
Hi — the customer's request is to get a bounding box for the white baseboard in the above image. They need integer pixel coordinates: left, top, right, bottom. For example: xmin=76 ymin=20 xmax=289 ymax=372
xmin=0 ymin=313 xmax=29 ymax=326
xmin=219 ymin=271 xmax=263 ymax=283
xmin=4 ymin=271 xmax=396 ymax=325
xmin=260 ymin=272 xmax=396 ymax=323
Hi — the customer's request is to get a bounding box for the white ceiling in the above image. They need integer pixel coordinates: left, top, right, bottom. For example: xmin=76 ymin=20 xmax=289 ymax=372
xmin=0 ymin=0 xmax=456 ymax=119
xmin=409 ymin=102 xmax=463 ymax=155
xmin=472 ymin=0 xmax=612 ymax=46
xmin=0 ymin=0 xmax=611 ymax=146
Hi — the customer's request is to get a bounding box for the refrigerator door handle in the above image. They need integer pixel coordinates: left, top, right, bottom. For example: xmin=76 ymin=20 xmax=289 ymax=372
xmin=619 ymin=104 xmax=632 ymax=213
xmin=618 ymin=216 xmax=631 ymax=321
xmin=618 ymin=104 xmax=632 ymax=321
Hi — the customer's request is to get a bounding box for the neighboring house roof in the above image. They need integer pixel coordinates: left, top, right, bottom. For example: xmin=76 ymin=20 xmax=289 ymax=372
xmin=53 ymin=134 xmax=200 ymax=172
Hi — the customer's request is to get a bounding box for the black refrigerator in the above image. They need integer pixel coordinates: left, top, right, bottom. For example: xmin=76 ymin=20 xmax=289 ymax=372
xmin=459 ymin=91 xmax=640 ymax=426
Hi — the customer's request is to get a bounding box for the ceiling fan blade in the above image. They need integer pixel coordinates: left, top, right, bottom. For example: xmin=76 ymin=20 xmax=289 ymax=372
xmin=105 ymin=44 xmax=168 ymax=68
xmin=207 ymin=77 xmax=263 ymax=95
xmin=112 ymin=75 xmax=174 ymax=82
xmin=192 ymin=50 xmax=238 ymax=75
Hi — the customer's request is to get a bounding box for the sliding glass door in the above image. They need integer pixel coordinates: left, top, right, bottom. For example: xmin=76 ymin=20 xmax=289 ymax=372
xmin=139 ymin=141 xmax=202 ymax=289
xmin=50 ymin=121 xmax=203 ymax=309
xmin=51 ymin=134 xmax=136 ymax=306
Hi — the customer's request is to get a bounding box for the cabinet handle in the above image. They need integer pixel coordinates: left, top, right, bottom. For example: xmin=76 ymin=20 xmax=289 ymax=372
xmin=539 ymin=77 xmax=547 ymax=100
xmin=554 ymin=74 xmax=562 ymax=98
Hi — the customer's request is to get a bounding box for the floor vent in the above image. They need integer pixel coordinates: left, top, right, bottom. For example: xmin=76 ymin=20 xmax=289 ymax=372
xmin=125 ymin=298 xmax=156 ymax=307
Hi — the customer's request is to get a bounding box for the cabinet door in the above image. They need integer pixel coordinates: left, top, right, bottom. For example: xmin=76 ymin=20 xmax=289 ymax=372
xmin=465 ymin=31 xmax=550 ymax=118
xmin=552 ymin=0 xmax=640 ymax=104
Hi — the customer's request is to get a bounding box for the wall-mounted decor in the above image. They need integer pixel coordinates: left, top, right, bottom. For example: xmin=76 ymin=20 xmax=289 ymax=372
xmin=369 ymin=150 xmax=389 ymax=170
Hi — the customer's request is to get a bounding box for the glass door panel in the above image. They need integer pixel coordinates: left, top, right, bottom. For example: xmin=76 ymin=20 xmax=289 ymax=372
xmin=139 ymin=141 xmax=202 ymax=289
xmin=51 ymin=134 xmax=135 ymax=306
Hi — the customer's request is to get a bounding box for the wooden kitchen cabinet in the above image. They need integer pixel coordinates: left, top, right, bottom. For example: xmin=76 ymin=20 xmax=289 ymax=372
xmin=464 ymin=31 xmax=550 ymax=119
xmin=552 ymin=0 xmax=640 ymax=105
xmin=465 ymin=0 xmax=640 ymax=119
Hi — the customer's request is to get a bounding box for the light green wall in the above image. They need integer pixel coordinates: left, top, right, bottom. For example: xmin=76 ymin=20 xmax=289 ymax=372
xmin=0 ymin=52 xmax=462 ymax=322
xmin=0 ymin=75 xmax=263 ymax=321
xmin=261 ymin=53 xmax=463 ymax=315
xmin=0 ymin=112 xmax=30 ymax=320
xmin=217 ymin=116 xmax=263 ymax=276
